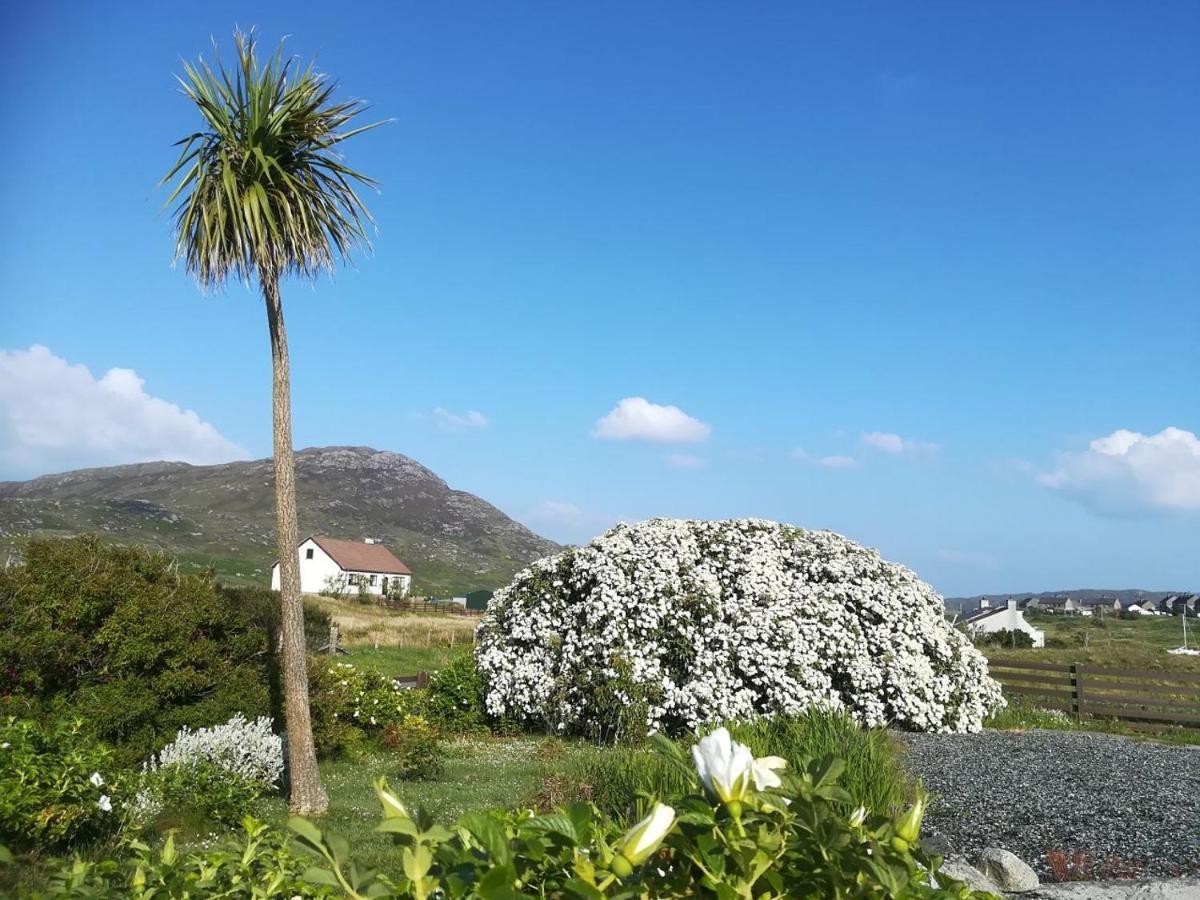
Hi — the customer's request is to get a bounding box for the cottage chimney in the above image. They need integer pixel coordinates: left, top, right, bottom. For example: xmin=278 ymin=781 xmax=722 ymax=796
xmin=1007 ymin=598 xmax=1018 ymax=611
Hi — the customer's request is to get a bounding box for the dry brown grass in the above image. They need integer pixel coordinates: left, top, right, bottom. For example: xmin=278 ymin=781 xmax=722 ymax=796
xmin=306 ymin=594 xmax=478 ymax=648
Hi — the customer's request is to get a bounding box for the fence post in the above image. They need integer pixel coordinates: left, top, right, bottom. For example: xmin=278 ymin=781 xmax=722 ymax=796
xmin=328 ymin=624 xmax=339 ymax=655
xmin=416 ymin=671 xmax=430 ymax=689
xmin=1069 ymin=662 xmax=1080 ymax=720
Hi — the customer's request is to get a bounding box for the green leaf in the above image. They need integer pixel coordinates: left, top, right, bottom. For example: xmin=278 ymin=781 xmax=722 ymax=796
xmin=300 ymin=867 xmax=341 ymax=887
xmin=287 ymin=816 xmax=324 ymax=847
xmin=459 ymin=812 xmax=511 ymax=866
xmin=476 ymin=863 xmax=518 ymax=900
xmin=375 ymin=817 xmax=420 ymax=838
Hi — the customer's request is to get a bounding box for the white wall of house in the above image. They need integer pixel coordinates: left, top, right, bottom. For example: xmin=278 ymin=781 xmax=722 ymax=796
xmin=270 ymin=537 xmax=412 ymax=597
xmin=967 ymin=600 xmax=1046 ymax=648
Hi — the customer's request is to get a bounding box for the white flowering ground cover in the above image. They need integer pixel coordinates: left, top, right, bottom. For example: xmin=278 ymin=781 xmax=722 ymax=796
xmin=133 ymin=714 xmax=283 ymax=821
xmin=476 ymin=518 xmax=1003 ymax=738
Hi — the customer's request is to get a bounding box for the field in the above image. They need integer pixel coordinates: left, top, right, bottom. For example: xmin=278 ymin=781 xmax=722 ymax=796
xmin=982 ymin=610 xmax=1200 ymax=672
xmin=311 ymin=594 xmax=479 ymax=652
xmin=976 ymin=611 xmax=1200 ymax=744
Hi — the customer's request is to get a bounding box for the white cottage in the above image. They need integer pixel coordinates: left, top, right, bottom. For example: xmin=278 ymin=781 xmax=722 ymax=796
xmin=271 ymin=536 xmax=412 ymax=597
xmin=965 ymin=599 xmax=1046 ymax=648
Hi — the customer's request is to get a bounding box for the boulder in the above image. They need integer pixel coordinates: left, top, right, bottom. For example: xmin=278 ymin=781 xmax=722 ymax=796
xmin=920 ymin=828 xmax=956 ymax=858
xmin=978 ymin=847 xmax=1040 ymax=893
xmin=937 ymin=858 xmax=1006 ymax=895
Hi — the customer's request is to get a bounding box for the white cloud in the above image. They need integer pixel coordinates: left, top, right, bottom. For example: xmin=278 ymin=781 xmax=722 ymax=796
xmin=0 ymin=345 xmax=246 ymax=477
xmin=791 ymin=448 xmax=858 ymax=469
xmin=432 ymin=407 xmax=488 ymax=432
xmin=861 ymin=431 xmax=939 ymax=458
xmin=664 ymin=453 xmax=706 ymax=470
xmin=1038 ymin=427 xmax=1200 ymax=516
xmin=593 ymin=397 xmax=710 ymax=444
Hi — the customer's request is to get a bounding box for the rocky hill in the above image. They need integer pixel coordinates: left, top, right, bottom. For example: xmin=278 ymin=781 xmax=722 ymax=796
xmin=0 ymin=446 xmax=559 ymax=594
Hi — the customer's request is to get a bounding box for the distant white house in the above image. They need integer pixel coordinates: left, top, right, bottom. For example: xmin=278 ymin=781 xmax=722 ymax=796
xmin=965 ymin=599 xmax=1046 ymax=648
xmin=271 ymin=536 xmax=412 ymax=597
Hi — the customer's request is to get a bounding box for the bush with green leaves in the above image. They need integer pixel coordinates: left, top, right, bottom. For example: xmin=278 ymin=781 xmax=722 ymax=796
xmin=0 ymin=717 xmax=123 ymax=852
xmin=33 ymin=818 xmax=326 ymax=898
xmin=219 ymin=584 xmax=333 ymax=652
xmin=307 ymin=659 xmax=428 ymax=758
xmin=0 ymin=536 xmax=272 ymax=764
xmin=382 ymin=715 xmax=445 ymax=781
xmin=425 ymin=654 xmax=487 ymax=733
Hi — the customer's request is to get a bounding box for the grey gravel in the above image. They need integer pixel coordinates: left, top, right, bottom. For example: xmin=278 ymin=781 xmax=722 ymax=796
xmin=899 ymin=730 xmax=1200 ymax=880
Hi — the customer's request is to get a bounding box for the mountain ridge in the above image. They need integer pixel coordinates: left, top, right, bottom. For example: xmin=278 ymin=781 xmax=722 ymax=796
xmin=0 ymin=446 xmax=559 ymax=594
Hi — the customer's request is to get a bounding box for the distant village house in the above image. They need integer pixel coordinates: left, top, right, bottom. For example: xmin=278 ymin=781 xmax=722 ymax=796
xmin=271 ymin=536 xmax=412 ymax=597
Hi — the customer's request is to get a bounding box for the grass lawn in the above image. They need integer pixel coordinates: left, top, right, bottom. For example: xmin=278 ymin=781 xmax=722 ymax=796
xmin=248 ymin=735 xmax=603 ymax=873
xmin=347 ymin=643 xmax=472 ymax=677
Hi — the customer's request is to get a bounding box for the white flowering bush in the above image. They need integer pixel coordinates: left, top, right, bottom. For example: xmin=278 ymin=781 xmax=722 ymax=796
xmin=134 ymin=714 xmax=282 ymax=825
xmin=476 ymin=518 xmax=1003 ymax=738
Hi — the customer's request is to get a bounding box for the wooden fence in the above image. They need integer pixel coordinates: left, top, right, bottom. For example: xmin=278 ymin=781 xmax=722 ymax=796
xmin=376 ymin=597 xmax=483 ymax=616
xmin=990 ymin=658 xmax=1200 ymax=731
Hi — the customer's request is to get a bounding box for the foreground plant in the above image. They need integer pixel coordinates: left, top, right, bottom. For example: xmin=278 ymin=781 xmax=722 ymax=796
xmin=161 ymin=29 xmax=383 ymax=814
xmin=286 ymin=729 xmax=992 ymax=899
xmin=32 ymin=727 xmax=993 ymax=898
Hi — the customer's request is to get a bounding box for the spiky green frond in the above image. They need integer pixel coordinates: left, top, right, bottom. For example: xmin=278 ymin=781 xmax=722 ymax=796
xmin=162 ymin=30 xmax=383 ymax=289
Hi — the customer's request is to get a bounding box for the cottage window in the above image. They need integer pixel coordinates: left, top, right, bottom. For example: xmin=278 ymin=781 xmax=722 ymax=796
xmin=369 ymin=574 xmax=377 ymax=586
xmin=305 ymin=548 xmax=314 ymax=560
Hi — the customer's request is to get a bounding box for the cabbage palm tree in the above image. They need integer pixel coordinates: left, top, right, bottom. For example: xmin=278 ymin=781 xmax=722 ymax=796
xmin=162 ymin=30 xmax=381 ymax=814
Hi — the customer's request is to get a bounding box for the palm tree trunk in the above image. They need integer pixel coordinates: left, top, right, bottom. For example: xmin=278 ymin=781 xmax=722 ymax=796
xmin=263 ymin=272 xmax=328 ymax=816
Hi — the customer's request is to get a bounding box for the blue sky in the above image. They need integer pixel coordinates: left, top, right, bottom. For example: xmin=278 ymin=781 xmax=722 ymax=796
xmin=1 ymin=2 xmax=1197 ymax=597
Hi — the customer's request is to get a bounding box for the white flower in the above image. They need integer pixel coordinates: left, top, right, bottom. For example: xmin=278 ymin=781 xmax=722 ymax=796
xmin=474 ymin=518 xmax=1003 ymax=736
xmin=750 ymin=755 xmax=787 ymax=791
xmin=619 ymin=802 xmax=676 ymax=865
xmin=97 ymin=795 xmax=112 ymax=812
xmin=89 ymin=771 xmax=104 ymax=787
xmin=849 ymin=805 xmax=867 ymax=828
xmin=135 ymin=714 xmax=284 ymax=824
xmin=692 ymin=727 xmax=754 ymax=804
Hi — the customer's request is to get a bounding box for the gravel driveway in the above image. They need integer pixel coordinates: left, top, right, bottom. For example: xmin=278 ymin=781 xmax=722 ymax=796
xmin=898 ymin=730 xmax=1200 ymax=880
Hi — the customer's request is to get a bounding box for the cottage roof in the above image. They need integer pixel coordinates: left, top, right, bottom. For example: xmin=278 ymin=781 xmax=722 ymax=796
xmin=310 ymin=536 xmax=412 ymax=575
xmin=965 ymin=606 xmax=1006 ymax=624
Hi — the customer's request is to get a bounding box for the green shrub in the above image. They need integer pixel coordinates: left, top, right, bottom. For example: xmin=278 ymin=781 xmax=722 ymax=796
xmin=136 ymin=759 xmax=265 ymax=829
xmin=218 ymin=584 xmax=332 ymax=651
xmin=307 ymin=658 xmax=427 ymax=758
xmin=0 ymin=537 xmax=271 ymax=764
xmin=972 ymin=629 xmax=1035 ymax=649
xmin=35 ymin=819 xmax=325 ymax=898
xmin=425 ymin=654 xmax=487 ymax=733
xmin=382 ymin=715 xmax=445 ymax=781
xmin=0 ymin=716 xmax=124 ymax=851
